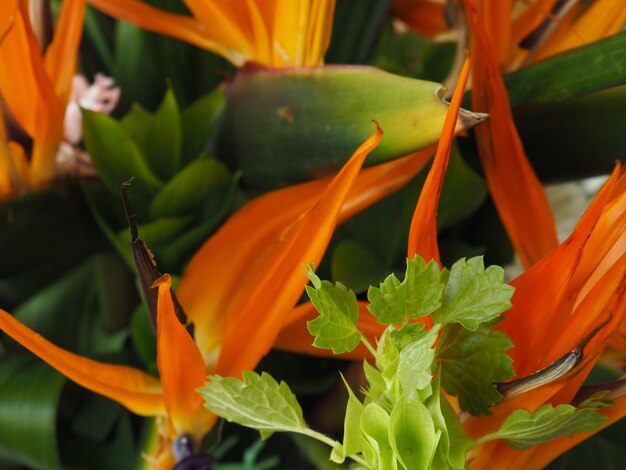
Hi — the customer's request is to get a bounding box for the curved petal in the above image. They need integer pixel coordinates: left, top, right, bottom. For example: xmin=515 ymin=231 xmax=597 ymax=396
xmin=407 ymin=56 xmax=471 ymax=264
xmin=154 ymin=275 xmax=213 ymax=440
xmin=178 ymin=142 xmax=431 ymax=369
xmin=44 ymin=0 xmax=85 ymax=107
xmin=465 ymin=0 xmax=558 ymax=268
xmin=0 ymin=308 xmax=165 ymax=416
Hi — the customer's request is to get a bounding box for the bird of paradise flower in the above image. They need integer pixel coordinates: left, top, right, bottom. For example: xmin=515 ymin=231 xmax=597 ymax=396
xmin=0 ymin=0 xmax=86 ymax=197
xmin=275 ymin=55 xmax=626 ymax=469
xmin=86 ymin=0 xmax=336 ymax=68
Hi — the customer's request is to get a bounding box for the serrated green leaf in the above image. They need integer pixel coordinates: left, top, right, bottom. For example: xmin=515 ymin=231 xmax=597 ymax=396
xmin=389 ymin=396 xmax=439 ymax=470
xmin=146 ymin=88 xmax=181 ymax=179
xmin=199 ymin=372 xmax=306 ymax=439
xmin=483 ymin=404 xmax=607 ymax=450
xmin=150 ymin=156 xmax=231 ymax=218
xmin=368 ymin=256 xmax=443 ymax=324
xmin=360 ymin=403 xmax=396 ymax=470
xmin=82 ymin=109 xmax=163 ymax=196
xmin=434 ymin=257 xmax=514 ymax=330
xmin=305 ymin=268 xmax=361 ymax=354
xmin=396 ymin=325 xmax=440 ymax=398
xmin=389 ymin=322 xmax=426 ymax=351
xmin=436 ymin=324 xmax=514 ymax=416
xmin=363 ymin=360 xmax=386 ymax=404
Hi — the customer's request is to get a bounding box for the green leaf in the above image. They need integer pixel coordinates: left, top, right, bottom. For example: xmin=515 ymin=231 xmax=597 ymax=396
xmin=389 ymin=396 xmax=439 ymax=470
xmin=120 ymin=103 xmax=153 ymax=157
xmin=396 ymin=325 xmax=440 ymax=398
xmin=483 ymin=404 xmax=607 ymax=450
xmin=504 ymin=31 xmax=626 ymax=108
xmin=146 ymin=88 xmax=181 ymax=179
xmin=199 ymin=372 xmax=307 ymax=439
xmin=360 ymin=403 xmax=396 ymax=470
xmin=367 ymin=256 xmax=443 ymax=324
xmin=390 ymin=322 xmax=426 ymax=351
xmin=305 ymin=267 xmax=361 ymax=354
xmin=434 ymin=257 xmax=514 ymax=330
xmin=181 ymin=87 xmax=226 ymax=165
xmin=150 ymin=156 xmax=231 ymax=218
xmin=82 ymin=109 xmax=163 ymax=196
xmin=436 ymin=324 xmax=514 ymax=416
xmin=0 ymin=357 xmax=65 ymax=470
xmin=339 ymin=374 xmax=365 ymax=459
xmin=331 ymin=240 xmax=390 ymax=295
xmin=427 ymin=374 xmax=473 ymax=470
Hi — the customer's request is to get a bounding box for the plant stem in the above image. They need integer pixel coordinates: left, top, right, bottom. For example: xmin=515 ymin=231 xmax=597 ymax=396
xmin=301 ymin=429 xmax=370 ymax=468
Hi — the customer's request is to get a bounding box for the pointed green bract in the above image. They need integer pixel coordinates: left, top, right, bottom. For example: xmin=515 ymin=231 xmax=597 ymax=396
xmin=199 ymin=372 xmax=307 ymax=439
xmin=361 ymin=403 xmax=396 ymax=470
xmin=433 ymin=257 xmax=514 ymax=330
xmin=339 ymin=375 xmax=365 ymax=460
xmin=389 ymin=396 xmax=440 ymax=470
xmin=305 ymin=267 xmax=361 ymax=354
xmin=146 ymin=88 xmax=182 ymax=180
xmin=436 ymin=324 xmax=514 ymax=415
xmin=367 ymin=255 xmax=443 ymax=324
xmin=482 ymin=403 xmax=608 ymax=450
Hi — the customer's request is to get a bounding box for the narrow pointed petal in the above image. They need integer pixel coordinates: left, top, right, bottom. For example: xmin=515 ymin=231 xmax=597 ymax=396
xmin=215 ymin=127 xmax=381 ymax=376
xmin=0 ymin=0 xmax=61 ymax=138
xmin=43 ymin=0 xmax=85 ymax=107
xmin=274 ymin=301 xmax=383 ymax=359
xmin=465 ymin=0 xmax=558 ymax=268
xmin=179 ymin=127 xmax=382 ymax=377
xmin=86 ymin=0 xmax=234 ymax=61
xmin=0 ymin=308 xmax=165 ymax=416
xmin=533 ymin=0 xmax=626 ymax=62
xmin=154 ymin=274 xmax=212 ymax=439
xmin=407 ymin=57 xmax=471 ymax=264
xmin=178 ymin=141 xmax=431 ymax=368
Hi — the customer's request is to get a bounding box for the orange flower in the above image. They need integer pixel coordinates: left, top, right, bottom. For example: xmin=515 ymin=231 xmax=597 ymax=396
xmin=0 ymin=127 xmax=438 ymax=466
xmin=86 ymin=0 xmax=336 ymax=67
xmin=0 ymin=0 xmax=85 ymax=196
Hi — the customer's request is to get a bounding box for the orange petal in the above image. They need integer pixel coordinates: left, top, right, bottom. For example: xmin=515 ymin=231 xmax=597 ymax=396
xmin=177 ymin=142 xmax=432 ymax=369
xmin=0 ymin=308 xmax=165 ymax=416
xmin=533 ymin=0 xmax=626 ymax=62
xmin=407 ymin=56 xmax=471 ymax=264
xmin=391 ymin=0 xmax=448 ymax=37
xmin=154 ymin=274 xmax=213 ymax=440
xmin=86 ymin=0 xmax=237 ymax=62
xmin=465 ymin=0 xmax=558 ymax=268
xmin=178 ymin=126 xmax=382 ymax=377
xmin=43 ymin=0 xmax=85 ymax=108
xmin=0 ymin=0 xmax=61 ymax=138
xmin=275 ymin=301 xmax=384 ymax=360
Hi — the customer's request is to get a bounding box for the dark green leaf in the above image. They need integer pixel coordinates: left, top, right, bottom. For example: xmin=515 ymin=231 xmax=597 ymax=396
xmin=181 ymin=88 xmax=226 ymax=165
xmin=146 ymin=88 xmax=182 ymax=179
xmin=436 ymin=324 xmax=514 ymax=416
xmin=0 ymin=357 xmax=65 ymax=470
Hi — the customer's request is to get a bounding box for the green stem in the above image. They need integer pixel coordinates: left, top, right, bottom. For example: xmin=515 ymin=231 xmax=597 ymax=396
xmin=360 ymin=334 xmax=377 ymax=358
xmin=301 ymin=429 xmax=370 ymax=468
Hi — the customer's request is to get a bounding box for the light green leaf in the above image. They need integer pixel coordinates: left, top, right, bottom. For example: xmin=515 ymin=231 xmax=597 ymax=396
xmin=434 ymin=257 xmax=514 ymax=330
xmin=150 ymin=156 xmax=231 ymax=218
xmin=305 ymin=267 xmax=361 ymax=354
xmin=427 ymin=374 xmax=473 ymax=470
xmin=389 ymin=396 xmax=439 ymax=470
xmin=146 ymin=88 xmax=181 ymax=179
xmin=361 ymin=403 xmax=396 ymax=470
xmin=82 ymin=109 xmax=163 ymax=196
xmin=340 ymin=374 xmax=366 ymax=459
xmin=199 ymin=372 xmax=307 ymax=439
xmin=396 ymin=325 xmax=440 ymax=398
xmin=390 ymin=322 xmax=426 ymax=350
xmin=368 ymin=255 xmax=443 ymax=324
xmin=482 ymin=404 xmax=608 ymax=450
xmin=363 ymin=360 xmax=386 ymax=403
xmin=436 ymin=324 xmax=514 ymax=416
xmin=181 ymin=87 xmax=226 ymax=165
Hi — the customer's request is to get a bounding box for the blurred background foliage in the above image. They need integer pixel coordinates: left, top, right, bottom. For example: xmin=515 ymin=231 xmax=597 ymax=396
xmin=1 ymin=0 xmax=625 ymax=468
